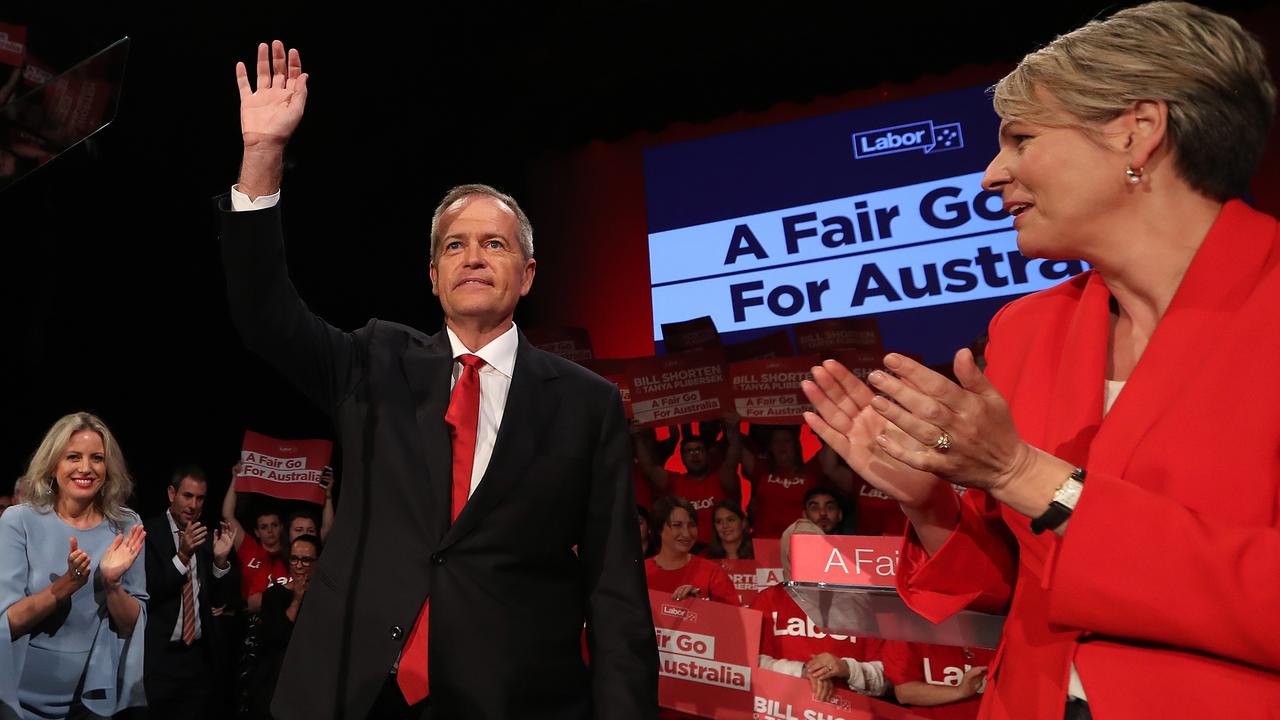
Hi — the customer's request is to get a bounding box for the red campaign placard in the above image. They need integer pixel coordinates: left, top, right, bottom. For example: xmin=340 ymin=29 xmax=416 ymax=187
xmin=627 ymin=349 xmax=730 ymax=429
xmin=751 ymin=668 xmax=931 ymax=720
xmin=651 ymin=590 xmax=761 ymax=719
xmin=41 ymin=73 xmax=111 ymax=142
xmin=795 ymin=317 xmax=884 ymax=355
xmin=725 ymin=330 xmax=795 ymax=363
xmin=730 ymin=356 xmax=820 ymax=425
xmin=525 ymin=325 xmax=594 ymax=363
xmin=236 ymin=431 xmax=333 ymax=504
xmin=0 ymin=23 xmax=27 ymax=67
xmin=662 ymin=316 xmax=721 ymax=354
xmin=789 ymin=534 xmax=900 ymax=588
xmin=715 ymin=559 xmax=763 ymax=607
xmin=22 ymin=60 xmax=52 ymax=87
xmin=585 ymin=357 xmax=636 ymax=418
xmin=827 ymin=348 xmax=884 ymax=383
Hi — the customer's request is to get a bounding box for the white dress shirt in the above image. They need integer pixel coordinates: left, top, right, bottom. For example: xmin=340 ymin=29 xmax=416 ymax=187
xmin=444 ymin=324 xmax=517 ymax=496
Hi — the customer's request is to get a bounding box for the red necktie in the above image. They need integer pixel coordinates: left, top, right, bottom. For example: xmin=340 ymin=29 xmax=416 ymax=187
xmin=398 ymin=353 xmax=486 ymax=704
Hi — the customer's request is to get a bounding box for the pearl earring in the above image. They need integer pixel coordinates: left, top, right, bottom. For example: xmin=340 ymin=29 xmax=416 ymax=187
xmin=1126 ymin=165 xmax=1143 ymax=185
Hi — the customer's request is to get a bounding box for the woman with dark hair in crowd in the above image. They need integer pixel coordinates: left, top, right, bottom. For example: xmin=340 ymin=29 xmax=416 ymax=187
xmin=246 ymin=533 xmax=322 ymax=719
xmin=702 ymin=500 xmax=754 ymax=560
xmin=804 ymin=3 xmax=1280 ymax=717
xmin=644 ymin=496 xmax=738 ymax=604
xmin=0 ymin=412 xmax=148 ymax=719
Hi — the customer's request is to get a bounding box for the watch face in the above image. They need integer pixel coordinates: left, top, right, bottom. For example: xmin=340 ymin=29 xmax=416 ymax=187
xmin=1055 ymin=479 xmax=1085 ymax=509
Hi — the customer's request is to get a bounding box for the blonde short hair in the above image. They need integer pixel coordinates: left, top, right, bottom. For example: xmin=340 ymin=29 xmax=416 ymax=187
xmin=429 ymin=183 xmax=534 ymax=262
xmin=993 ymin=1 xmax=1276 ymax=200
xmin=21 ymin=412 xmax=135 ymax=526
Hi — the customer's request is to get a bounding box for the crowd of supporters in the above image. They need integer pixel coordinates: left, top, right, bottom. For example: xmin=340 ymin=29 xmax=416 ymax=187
xmin=636 ymin=417 xmax=992 ymax=718
xmin=0 ymin=412 xmax=986 ymax=719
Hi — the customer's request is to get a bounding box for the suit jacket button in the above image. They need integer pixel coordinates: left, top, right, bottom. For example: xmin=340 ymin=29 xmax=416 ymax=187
xmin=390 ymin=625 xmax=404 ymax=641
xmin=431 ymin=554 xmax=445 ymax=566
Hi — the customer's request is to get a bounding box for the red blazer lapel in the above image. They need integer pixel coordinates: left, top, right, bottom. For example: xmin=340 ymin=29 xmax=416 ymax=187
xmin=1090 ymin=200 xmax=1277 ymax=480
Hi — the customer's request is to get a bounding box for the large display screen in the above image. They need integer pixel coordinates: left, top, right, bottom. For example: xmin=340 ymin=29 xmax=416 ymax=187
xmin=643 ymin=85 xmax=1086 ymax=362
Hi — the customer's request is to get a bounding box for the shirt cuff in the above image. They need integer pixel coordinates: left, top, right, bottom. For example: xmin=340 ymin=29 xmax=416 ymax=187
xmin=230 ymin=184 xmax=281 ymax=211
xmin=172 ymin=555 xmax=192 ymax=575
xmin=212 ymin=560 xmax=231 ymax=578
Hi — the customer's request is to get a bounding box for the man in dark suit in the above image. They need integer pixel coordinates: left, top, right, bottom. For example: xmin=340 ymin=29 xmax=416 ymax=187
xmin=217 ymin=41 xmax=657 ymax=720
xmin=142 ymin=465 xmax=235 ymax=719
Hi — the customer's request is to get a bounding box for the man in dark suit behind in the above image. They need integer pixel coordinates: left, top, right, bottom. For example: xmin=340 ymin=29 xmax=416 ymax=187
xmin=142 ymin=466 xmax=235 ymax=719
xmin=217 ymin=41 xmax=657 ymax=720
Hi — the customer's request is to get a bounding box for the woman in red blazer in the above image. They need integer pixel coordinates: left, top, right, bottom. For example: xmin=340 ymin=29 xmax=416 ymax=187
xmin=802 ymin=3 xmax=1279 ymax=719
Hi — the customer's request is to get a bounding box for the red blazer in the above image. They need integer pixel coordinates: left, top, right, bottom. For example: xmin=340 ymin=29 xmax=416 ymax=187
xmin=896 ymin=200 xmax=1280 ymax=719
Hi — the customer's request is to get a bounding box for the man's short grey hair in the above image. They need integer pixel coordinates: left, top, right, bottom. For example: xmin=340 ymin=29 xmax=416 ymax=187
xmin=429 ymin=183 xmax=534 ymax=261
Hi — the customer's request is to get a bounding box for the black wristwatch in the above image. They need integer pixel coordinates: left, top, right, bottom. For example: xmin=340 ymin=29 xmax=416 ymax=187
xmin=1030 ymin=467 xmax=1086 ymax=535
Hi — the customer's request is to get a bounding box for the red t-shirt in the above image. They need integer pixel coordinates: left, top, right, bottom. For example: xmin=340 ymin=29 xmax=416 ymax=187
xmin=881 ymin=641 xmax=994 ymax=720
xmin=644 ymin=555 xmax=740 ymax=605
xmin=851 ymin=475 xmax=908 ymax=536
xmin=753 ymin=583 xmax=881 ymax=662
xmin=750 ymin=458 xmax=826 ymax=539
xmin=667 ymin=472 xmax=724 ymax=545
xmin=239 ymin=534 xmax=288 ymax=599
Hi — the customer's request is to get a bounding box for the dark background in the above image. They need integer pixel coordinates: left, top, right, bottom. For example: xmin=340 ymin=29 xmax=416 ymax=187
xmin=3 ymin=1 xmax=1277 ymax=520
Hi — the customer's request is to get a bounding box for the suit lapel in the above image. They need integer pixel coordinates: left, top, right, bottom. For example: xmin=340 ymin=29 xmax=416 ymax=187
xmin=438 ymin=333 xmax=560 ymax=552
xmin=1089 ymin=200 xmax=1275 ymax=478
xmin=1039 ymin=273 xmax=1110 ymax=468
xmin=406 ymin=330 xmax=457 ymax=539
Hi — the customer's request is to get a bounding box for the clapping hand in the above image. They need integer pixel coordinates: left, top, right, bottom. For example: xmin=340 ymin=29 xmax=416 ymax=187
xmin=213 ymin=521 xmax=235 ymax=566
xmin=99 ymin=525 xmax=146 ymax=585
xmin=64 ymin=537 xmax=91 ymax=589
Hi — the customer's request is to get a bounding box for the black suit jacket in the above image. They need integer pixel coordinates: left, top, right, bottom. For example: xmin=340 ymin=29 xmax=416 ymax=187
xmin=218 ymin=198 xmax=657 ymax=720
xmin=142 ymin=512 xmax=229 ymax=685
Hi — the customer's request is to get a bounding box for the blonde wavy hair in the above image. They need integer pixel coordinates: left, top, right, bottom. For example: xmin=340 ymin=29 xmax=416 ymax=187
xmin=992 ymin=1 xmax=1276 ymax=200
xmin=20 ymin=412 xmax=135 ymax=526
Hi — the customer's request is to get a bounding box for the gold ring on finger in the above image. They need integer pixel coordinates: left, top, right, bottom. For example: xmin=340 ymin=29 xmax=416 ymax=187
xmin=932 ymin=431 xmax=952 ymax=451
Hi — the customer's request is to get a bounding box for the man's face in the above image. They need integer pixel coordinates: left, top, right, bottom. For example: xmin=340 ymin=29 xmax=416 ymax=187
xmin=289 ymin=516 xmax=317 ymax=542
xmin=429 ymin=195 xmax=535 ymax=329
xmin=256 ymin=513 xmax=283 ymax=553
xmin=680 ymin=440 xmax=709 ymax=475
xmin=804 ymin=493 xmax=843 ymax=533
xmin=167 ymin=477 xmax=207 ymax=530
xmin=770 ymin=429 xmax=798 ymax=468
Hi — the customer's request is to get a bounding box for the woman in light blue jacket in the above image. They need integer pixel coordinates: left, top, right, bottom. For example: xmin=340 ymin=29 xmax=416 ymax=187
xmin=0 ymin=412 xmax=147 ymax=719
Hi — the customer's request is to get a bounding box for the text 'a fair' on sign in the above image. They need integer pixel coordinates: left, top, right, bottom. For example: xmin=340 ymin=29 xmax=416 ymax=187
xmin=626 ymin=348 xmax=730 ymax=428
xmin=237 ymin=430 xmax=333 ymax=504
xmin=788 ymin=534 xmax=901 ymax=588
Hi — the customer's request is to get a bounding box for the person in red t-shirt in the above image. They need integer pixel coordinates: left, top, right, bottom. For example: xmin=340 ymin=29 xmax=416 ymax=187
xmin=237 ymin=510 xmax=288 ymax=612
xmin=821 ymin=453 xmax=908 ymax=536
xmin=644 ymin=496 xmax=739 ymax=605
xmin=634 ymin=420 xmax=740 ymax=546
xmin=881 ymin=641 xmax=992 ymax=720
xmin=742 ymin=426 xmax=834 ymax=539
xmin=755 ymin=519 xmax=886 ymax=702
xmin=222 ymin=465 xmax=299 ymax=612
